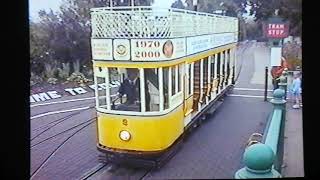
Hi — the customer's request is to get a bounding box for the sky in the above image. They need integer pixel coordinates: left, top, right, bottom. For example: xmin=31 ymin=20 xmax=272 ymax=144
xmin=29 ymin=0 xmax=176 ymax=21
xmin=29 ymin=0 xmax=63 ymax=21
xmin=29 ymin=0 xmax=252 ymax=21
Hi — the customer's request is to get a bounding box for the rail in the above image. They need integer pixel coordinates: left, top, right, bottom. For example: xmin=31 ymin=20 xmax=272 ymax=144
xmin=234 ymin=74 xmax=288 ymax=178
xmin=90 ymin=6 xmax=238 ymax=38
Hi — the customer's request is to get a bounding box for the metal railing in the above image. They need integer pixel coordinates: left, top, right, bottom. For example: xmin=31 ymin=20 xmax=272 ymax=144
xmin=90 ymin=6 xmax=238 ymax=38
xmin=234 ymin=74 xmax=288 ymax=178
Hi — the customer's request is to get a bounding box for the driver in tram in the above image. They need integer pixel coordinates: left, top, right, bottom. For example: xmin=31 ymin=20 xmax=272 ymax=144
xmin=117 ymin=68 xmax=151 ymax=111
xmin=118 ymin=68 xmax=140 ymax=105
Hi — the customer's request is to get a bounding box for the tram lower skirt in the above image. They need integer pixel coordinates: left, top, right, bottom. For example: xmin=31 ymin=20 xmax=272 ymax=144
xmin=97 ymin=136 xmax=183 ymax=169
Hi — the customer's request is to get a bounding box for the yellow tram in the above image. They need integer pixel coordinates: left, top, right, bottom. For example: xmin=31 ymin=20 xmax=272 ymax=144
xmin=90 ymin=6 xmax=239 ymax=167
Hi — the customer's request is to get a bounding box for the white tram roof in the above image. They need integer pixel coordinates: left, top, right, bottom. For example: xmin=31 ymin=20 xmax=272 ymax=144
xmin=90 ymin=6 xmax=238 ymax=39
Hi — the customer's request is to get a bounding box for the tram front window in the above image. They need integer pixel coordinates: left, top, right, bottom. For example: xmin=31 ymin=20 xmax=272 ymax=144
xmin=95 ymin=67 xmax=161 ymax=113
xmin=111 ymin=68 xmax=141 ymax=112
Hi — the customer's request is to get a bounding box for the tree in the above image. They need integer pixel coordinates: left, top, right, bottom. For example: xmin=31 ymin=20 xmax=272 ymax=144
xmin=30 ymin=0 xmax=156 ymax=84
xmin=171 ymin=0 xmax=186 ymax=9
xmin=31 ymin=10 xmax=63 ymax=79
xmin=248 ymin=0 xmax=301 ymax=37
xmin=244 ymin=20 xmax=260 ymax=40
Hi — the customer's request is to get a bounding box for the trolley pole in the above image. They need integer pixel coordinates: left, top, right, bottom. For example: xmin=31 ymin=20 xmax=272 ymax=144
xmin=193 ymin=0 xmax=198 ymax=11
xmin=264 ymin=66 xmax=268 ymax=101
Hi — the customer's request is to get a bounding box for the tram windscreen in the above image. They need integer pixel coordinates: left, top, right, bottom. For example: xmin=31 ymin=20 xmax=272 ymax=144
xmin=110 ymin=68 xmax=142 ymax=112
xmin=106 ymin=67 xmax=160 ymax=112
xmin=95 ymin=67 xmax=162 ymax=113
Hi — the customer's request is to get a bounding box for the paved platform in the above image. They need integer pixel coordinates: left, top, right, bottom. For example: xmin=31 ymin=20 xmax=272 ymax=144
xmin=282 ymin=103 xmax=304 ymax=177
xmin=143 ymin=96 xmax=272 ymax=179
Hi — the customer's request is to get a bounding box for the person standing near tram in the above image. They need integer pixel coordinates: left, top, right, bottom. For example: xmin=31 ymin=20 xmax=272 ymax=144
xmin=290 ymin=71 xmax=302 ymax=109
xmin=271 ymin=57 xmax=288 ymax=90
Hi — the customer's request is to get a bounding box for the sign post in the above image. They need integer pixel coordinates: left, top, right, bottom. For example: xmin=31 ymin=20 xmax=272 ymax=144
xmin=264 ymin=14 xmax=289 ymax=66
xmin=263 ymin=11 xmax=289 ymax=98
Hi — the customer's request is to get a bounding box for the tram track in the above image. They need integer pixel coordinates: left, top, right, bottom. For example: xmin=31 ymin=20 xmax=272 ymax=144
xmin=31 ymin=118 xmax=97 ymax=179
xmin=31 ymin=116 xmax=96 ymax=148
xmin=31 ymin=109 xmax=88 ymax=133
xmin=31 ymin=106 xmax=95 ymax=141
xmin=79 ymin=162 xmax=153 ymax=180
xmin=234 ymin=41 xmax=252 ymax=83
xmin=79 ymin=163 xmax=108 ymax=180
xmin=31 ymin=100 xmax=95 ymax=120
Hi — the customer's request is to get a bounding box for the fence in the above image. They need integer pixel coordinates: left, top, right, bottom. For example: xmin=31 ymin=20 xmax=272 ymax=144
xmin=90 ymin=6 xmax=238 ymax=38
xmin=234 ymin=76 xmax=288 ymax=178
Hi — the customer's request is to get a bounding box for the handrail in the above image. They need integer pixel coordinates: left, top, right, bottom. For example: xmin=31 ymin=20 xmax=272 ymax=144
xmin=90 ymin=6 xmax=238 ymax=39
xmin=234 ymin=74 xmax=288 ymax=178
xmin=265 ymin=109 xmax=282 ymax=155
xmin=91 ymin=6 xmax=238 ymax=20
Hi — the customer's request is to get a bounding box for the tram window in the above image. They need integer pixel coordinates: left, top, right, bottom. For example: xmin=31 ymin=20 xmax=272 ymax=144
xmin=144 ymin=68 xmax=160 ymax=112
xmin=178 ymin=64 xmax=181 ymax=92
xmin=203 ymin=57 xmax=208 ymax=87
xmin=217 ymin=53 xmax=221 ymax=75
xmin=163 ymin=67 xmax=169 ymax=110
xmin=226 ymin=50 xmax=231 ymax=81
xmin=222 ymin=51 xmax=225 ymax=74
xmin=171 ymin=66 xmax=176 ymax=96
xmin=211 ymin=55 xmax=215 ymax=80
xmin=188 ymin=64 xmax=192 ymax=96
xmin=109 ymin=68 xmax=141 ymax=112
xmin=96 ymin=76 xmax=107 ymax=107
xmin=227 ymin=49 xmax=230 ymax=70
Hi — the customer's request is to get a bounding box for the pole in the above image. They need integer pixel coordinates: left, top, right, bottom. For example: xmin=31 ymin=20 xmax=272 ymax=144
xmin=193 ymin=0 xmax=198 ymax=11
xmin=264 ymin=66 xmax=268 ymax=101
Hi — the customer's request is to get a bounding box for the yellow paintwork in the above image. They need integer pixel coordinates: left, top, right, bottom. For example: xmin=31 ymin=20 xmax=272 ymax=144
xmin=97 ymin=105 xmax=184 ymax=151
xmin=93 ymin=43 xmax=236 ymax=68
xmin=95 ymin=45 xmax=237 ymax=152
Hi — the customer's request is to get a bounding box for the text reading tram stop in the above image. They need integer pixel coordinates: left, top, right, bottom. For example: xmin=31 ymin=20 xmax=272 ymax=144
xmin=90 ymin=5 xmax=239 ymax=168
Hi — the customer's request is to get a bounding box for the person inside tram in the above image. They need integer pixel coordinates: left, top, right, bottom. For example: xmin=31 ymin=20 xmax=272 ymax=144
xmin=117 ymin=68 xmax=150 ymax=111
xmin=271 ymin=57 xmax=288 ymax=90
xmin=118 ymin=68 xmax=139 ymax=105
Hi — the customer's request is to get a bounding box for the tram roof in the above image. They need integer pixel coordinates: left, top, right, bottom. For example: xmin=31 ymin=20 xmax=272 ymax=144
xmin=90 ymin=6 xmax=238 ymax=39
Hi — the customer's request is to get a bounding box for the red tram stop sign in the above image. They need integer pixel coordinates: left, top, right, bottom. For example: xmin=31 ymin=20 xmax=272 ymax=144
xmin=263 ymin=17 xmax=289 ymax=39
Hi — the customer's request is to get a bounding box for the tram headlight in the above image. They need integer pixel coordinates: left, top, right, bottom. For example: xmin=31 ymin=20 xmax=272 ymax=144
xmin=119 ymin=130 xmax=131 ymax=141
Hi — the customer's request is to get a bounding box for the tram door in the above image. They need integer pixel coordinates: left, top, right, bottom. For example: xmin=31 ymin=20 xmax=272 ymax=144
xmin=202 ymin=57 xmax=208 ymax=105
xmin=183 ymin=63 xmax=193 ymax=126
xmin=192 ymin=61 xmax=201 ymax=112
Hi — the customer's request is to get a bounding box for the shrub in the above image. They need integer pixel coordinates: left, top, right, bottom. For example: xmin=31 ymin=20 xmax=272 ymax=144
xmin=57 ymin=63 xmax=70 ymax=80
xmin=283 ymin=40 xmax=302 ymax=71
xmin=66 ymin=72 xmax=92 ymax=86
xmin=47 ymin=77 xmax=58 ymax=84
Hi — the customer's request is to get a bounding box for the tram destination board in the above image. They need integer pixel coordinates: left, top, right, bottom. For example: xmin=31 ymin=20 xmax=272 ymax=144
xmin=91 ymin=33 xmax=237 ymax=61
